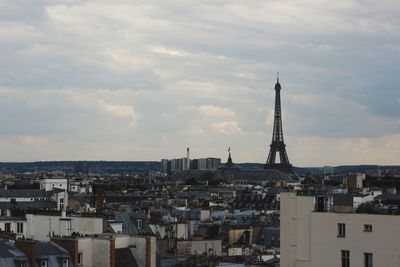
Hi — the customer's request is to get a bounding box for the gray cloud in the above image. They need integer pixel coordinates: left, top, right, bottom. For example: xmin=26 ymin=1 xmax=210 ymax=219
xmin=0 ymin=0 xmax=399 ymax=165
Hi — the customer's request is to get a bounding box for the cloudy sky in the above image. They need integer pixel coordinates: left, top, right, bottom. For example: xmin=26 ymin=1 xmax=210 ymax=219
xmin=0 ymin=0 xmax=399 ymax=166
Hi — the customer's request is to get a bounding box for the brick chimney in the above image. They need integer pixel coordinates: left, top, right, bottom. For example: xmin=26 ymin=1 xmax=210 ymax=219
xmin=51 ymin=238 xmax=78 ymax=266
xmin=16 ymin=239 xmax=37 ymax=267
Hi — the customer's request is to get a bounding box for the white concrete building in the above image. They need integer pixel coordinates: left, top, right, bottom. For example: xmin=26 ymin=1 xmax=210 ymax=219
xmin=26 ymin=213 xmax=103 ymax=240
xmin=0 ymin=217 xmax=26 ymax=238
xmin=50 ymin=189 xmax=68 ymax=211
xmin=40 ymin=178 xmax=68 ymax=192
xmin=177 ymin=240 xmax=222 ymax=256
xmin=51 ymin=234 xmax=157 ymax=267
xmin=281 ymin=192 xmax=400 ymax=267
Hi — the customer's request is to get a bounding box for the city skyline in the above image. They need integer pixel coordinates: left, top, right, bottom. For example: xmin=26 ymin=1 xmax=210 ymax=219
xmin=0 ymin=1 xmax=399 ymax=166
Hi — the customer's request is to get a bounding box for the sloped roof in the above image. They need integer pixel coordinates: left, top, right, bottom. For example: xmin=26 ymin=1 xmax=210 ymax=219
xmin=0 ymin=189 xmax=49 ymax=198
xmin=36 ymin=241 xmax=70 ymax=257
xmin=114 ymin=212 xmax=154 ymax=235
xmin=115 ymin=248 xmax=139 ymax=267
xmin=0 ymin=201 xmax=57 ymax=209
xmin=0 ymin=240 xmax=26 ymax=258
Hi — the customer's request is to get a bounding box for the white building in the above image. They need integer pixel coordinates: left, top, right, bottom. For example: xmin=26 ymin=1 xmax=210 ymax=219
xmin=0 ymin=217 xmax=26 ymax=238
xmin=26 ymin=213 xmax=103 ymax=240
xmin=51 ymin=234 xmax=157 ymax=267
xmin=177 ymin=240 xmax=222 ymax=256
xmin=50 ymin=189 xmax=68 ymax=211
xmin=281 ymin=192 xmax=400 ymax=267
xmin=40 ymin=178 xmax=68 ymax=192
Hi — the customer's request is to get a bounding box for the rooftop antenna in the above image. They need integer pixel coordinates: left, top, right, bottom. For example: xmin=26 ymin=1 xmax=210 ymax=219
xmin=277 ymin=72 xmax=280 ymax=83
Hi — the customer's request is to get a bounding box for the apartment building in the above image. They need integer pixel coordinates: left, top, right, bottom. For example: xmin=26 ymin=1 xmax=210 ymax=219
xmin=52 ymin=234 xmax=156 ymax=267
xmin=281 ymin=192 xmax=400 ymax=267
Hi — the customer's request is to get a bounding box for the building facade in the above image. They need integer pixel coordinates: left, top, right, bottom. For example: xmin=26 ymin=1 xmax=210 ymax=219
xmin=281 ymin=192 xmax=400 ymax=267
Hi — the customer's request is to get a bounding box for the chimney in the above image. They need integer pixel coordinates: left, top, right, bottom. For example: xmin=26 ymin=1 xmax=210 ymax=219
xmin=16 ymin=239 xmax=37 ymax=267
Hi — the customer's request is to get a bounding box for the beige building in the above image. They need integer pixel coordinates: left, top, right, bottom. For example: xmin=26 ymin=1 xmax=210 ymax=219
xmin=177 ymin=240 xmax=222 ymax=256
xmin=52 ymin=234 xmax=156 ymax=267
xmin=346 ymin=173 xmax=366 ymax=190
xmin=281 ymin=192 xmax=400 ymax=267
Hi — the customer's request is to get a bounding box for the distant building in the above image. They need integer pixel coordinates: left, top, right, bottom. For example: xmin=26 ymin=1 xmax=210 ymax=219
xmin=0 ymin=216 xmax=26 ymax=239
xmin=52 ymin=234 xmax=156 ymax=267
xmin=26 ymin=213 xmax=103 ymax=240
xmin=323 ymin=166 xmax=334 ymax=174
xmin=40 ymin=178 xmax=68 ymax=192
xmin=161 ymin=159 xmax=169 ymax=173
xmin=191 ymin=158 xmax=221 ymax=170
xmin=0 ymin=189 xmax=59 ymax=216
xmin=161 ymin=157 xmax=221 ymax=174
xmin=346 ymin=173 xmax=366 ymax=190
xmin=176 ymin=239 xmax=222 ymax=256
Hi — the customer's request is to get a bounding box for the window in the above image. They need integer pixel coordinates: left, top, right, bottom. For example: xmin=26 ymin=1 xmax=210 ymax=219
xmin=136 ymin=219 xmax=142 ymax=230
xmin=17 ymin=222 xmax=24 ymax=234
xmin=59 ymin=198 xmax=64 ymax=210
xmin=4 ymin=223 xmax=11 ymax=233
xmin=364 ymin=224 xmax=372 ymax=232
xmin=364 ymin=253 xmax=373 ymax=267
xmin=61 ymin=258 xmax=68 ymax=267
xmin=16 ymin=261 xmax=27 ymax=267
xmin=341 ymin=250 xmax=350 ymax=267
xmin=40 ymin=260 xmax=48 ymax=267
xmin=338 ymin=223 xmax=346 ymax=237
xmin=78 ymin=253 xmax=83 ymax=265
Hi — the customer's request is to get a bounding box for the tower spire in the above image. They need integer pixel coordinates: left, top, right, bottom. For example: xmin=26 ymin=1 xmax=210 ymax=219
xmin=265 ymin=75 xmax=293 ymax=173
xmin=227 ymin=147 xmax=232 ymax=164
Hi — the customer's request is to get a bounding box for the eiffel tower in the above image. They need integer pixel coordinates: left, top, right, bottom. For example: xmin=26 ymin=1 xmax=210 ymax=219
xmin=264 ymin=74 xmax=293 ymax=173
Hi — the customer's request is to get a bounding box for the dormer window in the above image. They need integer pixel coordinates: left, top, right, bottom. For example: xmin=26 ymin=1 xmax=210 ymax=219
xmin=136 ymin=219 xmax=143 ymax=230
xmin=40 ymin=260 xmax=48 ymax=267
xmin=14 ymin=260 xmax=27 ymax=267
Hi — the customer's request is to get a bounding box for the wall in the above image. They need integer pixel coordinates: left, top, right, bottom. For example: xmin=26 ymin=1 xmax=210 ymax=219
xmin=41 ymin=179 xmax=68 ymax=191
xmin=200 ymin=210 xmax=210 ymax=221
xmin=177 ymin=240 xmax=222 ymax=256
xmin=114 ymin=235 xmax=157 ymax=267
xmin=92 ymin=238 xmax=111 ymax=267
xmin=228 ymin=228 xmax=252 ymax=245
xmin=281 ymin=192 xmax=400 ymax=267
xmin=280 ymin=192 xmax=315 ymax=267
xmin=78 ymin=238 xmax=93 ymax=267
xmin=176 ymin=223 xmax=189 ymax=240
xmin=26 ymin=214 xmax=103 ymax=240
xmin=149 ymin=224 xmax=166 ymax=239
xmin=0 ymin=219 xmax=26 ymax=238
xmin=310 ymin=212 xmax=400 ymax=267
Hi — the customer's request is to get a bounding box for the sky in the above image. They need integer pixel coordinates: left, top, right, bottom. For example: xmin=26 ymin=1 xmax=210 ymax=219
xmin=0 ymin=0 xmax=399 ymax=166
